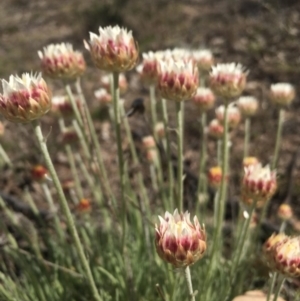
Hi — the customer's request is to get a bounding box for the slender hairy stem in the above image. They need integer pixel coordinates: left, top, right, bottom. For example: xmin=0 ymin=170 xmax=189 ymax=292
xmin=243 ymin=117 xmax=250 ymax=158
xmin=176 ymin=101 xmax=184 ymax=212
xmin=185 ymin=266 xmax=195 ymax=301
xmin=197 ymin=112 xmax=207 ymax=215
xmin=112 ymin=72 xmax=127 ymax=251
xmin=212 ymin=102 xmax=229 ymax=255
xmin=161 ymin=98 xmax=174 ymax=205
xmin=74 ymin=79 xmax=115 ymax=204
xmin=65 ymin=84 xmax=83 ymax=128
xmin=33 ymin=121 xmax=102 ymax=301
xmin=150 ymin=85 xmax=157 ymax=136
xmin=266 ymin=272 xmax=278 ymax=301
xmin=41 ymin=182 xmax=64 ymax=241
xmin=272 ymin=109 xmax=284 ymax=170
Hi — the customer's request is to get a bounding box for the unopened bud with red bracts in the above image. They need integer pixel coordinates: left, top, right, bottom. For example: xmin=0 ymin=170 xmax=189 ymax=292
xmin=207 ymin=119 xmax=224 ymax=139
xmin=0 ymin=73 xmax=51 ymax=123
xmin=158 ymin=59 xmax=198 ymax=102
xmin=241 ymin=164 xmax=277 ymax=208
xmin=269 ymin=83 xmax=295 ymax=107
xmin=136 ymin=51 xmax=161 ymax=85
xmin=51 ymin=95 xmax=74 ymax=118
xmin=60 ymin=127 xmax=78 ymax=145
xmin=84 ymin=25 xmax=139 ymax=72
xmin=237 ymin=96 xmax=259 ymax=117
xmin=31 ymin=165 xmax=49 ymax=182
xmin=38 ymin=43 xmax=86 ymax=80
xmin=215 ymin=104 xmax=241 ymax=129
xmin=192 ymin=88 xmax=215 ymax=112
xmin=210 ymin=63 xmax=247 ymax=100
xmin=155 ymin=209 xmax=206 ymax=268
xmin=277 ymin=204 xmax=293 ymax=221
xmin=192 ymin=49 xmax=214 ymax=72
xmin=263 ymin=233 xmax=288 ymax=270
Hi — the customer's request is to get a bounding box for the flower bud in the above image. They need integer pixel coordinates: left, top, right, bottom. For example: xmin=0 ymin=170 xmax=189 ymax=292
xmin=243 ymin=156 xmax=259 ymax=168
xmin=154 ymin=122 xmax=165 ymax=139
xmin=207 ymin=119 xmax=224 ymax=139
xmin=0 ymin=73 xmax=51 ymax=123
xmin=84 ymin=26 xmax=139 ymax=72
xmin=94 ymin=88 xmax=112 ymax=106
xmin=192 ymin=49 xmax=214 ymax=71
xmin=192 ymin=88 xmax=215 ymax=112
xmin=210 ymin=63 xmax=247 ymax=100
xmin=51 ymin=95 xmax=74 ymax=118
xmin=76 ymin=198 xmax=91 ymax=213
xmin=142 ymin=135 xmax=156 ymax=149
xmin=277 ymin=203 xmax=293 ymax=221
xmin=237 ymin=96 xmax=258 ymax=117
xmin=31 ymin=165 xmax=49 ymax=182
xmin=60 ymin=127 xmax=78 ymax=145
xmin=158 ymin=59 xmax=198 ymax=102
xmin=208 ymin=166 xmax=223 ymax=188
xmin=241 ymin=164 xmax=277 ymax=208
xmin=270 ymin=83 xmax=295 ymax=106
xmin=155 ymin=209 xmax=206 ymax=267
xmin=215 ymin=105 xmax=241 ymax=129
xmin=38 ymin=43 xmax=86 ymax=80
xmin=146 ymin=148 xmax=158 ymax=164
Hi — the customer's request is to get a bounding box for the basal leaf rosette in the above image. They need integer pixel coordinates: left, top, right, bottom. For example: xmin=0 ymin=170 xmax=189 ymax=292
xmin=158 ymin=59 xmax=198 ymax=102
xmin=84 ymin=25 xmax=139 ymax=72
xmin=209 ymin=63 xmax=247 ymax=100
xmin=38 ymin=43 xmax=86 ymax=80
xmin=241 ymin=164 xmax=277 ymax=208
xmin=0 ymin=73 xmax=51 ymax=123
xmin=155 ymin=209 xmax=206 ymax=268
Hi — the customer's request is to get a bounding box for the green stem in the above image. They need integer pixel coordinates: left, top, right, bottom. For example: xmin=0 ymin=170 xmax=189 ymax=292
xmin=185 ymin=266 xmax=195 ymax=301
xmin=112 ymin=72 xmax=127 ymax=251
xmin=32 ymin=121 xmax=102 ymax=301
xmin=0 ymin=144 xmax=12 ymax=167
xmin=212 ymin=103 xmax=229 ymax=255
xmin=273 ymin=276 xmax=285 ymax=301
xmin=272 ymin=109 xmax=284 ymax=170
xmin=65 ymin=84 xmax=83 ymax=128
xmin=74 ymin=79 xmax=115 ymax=205
xmin=243 ymin=117 xmax=250 ymax=158
xmin=197 ymin=112 xmax=207 ymax=215
xmin=176 ymin=101 xmax=184 ymax=212
xmin=150 ymin=85 xmax=157 ymax=137
xmin=266 ymin=273 xmax=278 ymax=301
xmin=41 ymin=182 xmax=64 ymax=241
xmin=161 ymin=98 xmax=174 ymax=206
xmin=217 ymin=139 xmax=222 ymax=166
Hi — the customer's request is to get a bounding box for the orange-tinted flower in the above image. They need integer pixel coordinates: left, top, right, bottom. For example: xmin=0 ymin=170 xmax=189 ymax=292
xmin=155 ymin=209 xmax=206 ymax=267
xmin=31 ymin=165 xmax=48 ymax=182
xmin=243 ymin=156 xmax=259 ymax=168
xmin=84 ymin=26 xmax=139 ymax=72
xmin=38 ymin=43 xmax=86 ymax=80
xmin=210 ymin=63 xmax=247 ymax=100
xmin=77 ymin=198 xmax=91 ymax=212
xmin=0 ymin=73 xmax=51 ymax=123
xmin=277 ymin=204 xmax=293 ymax=221
xmin=208 ymin=166 xmax=223 ymax=188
